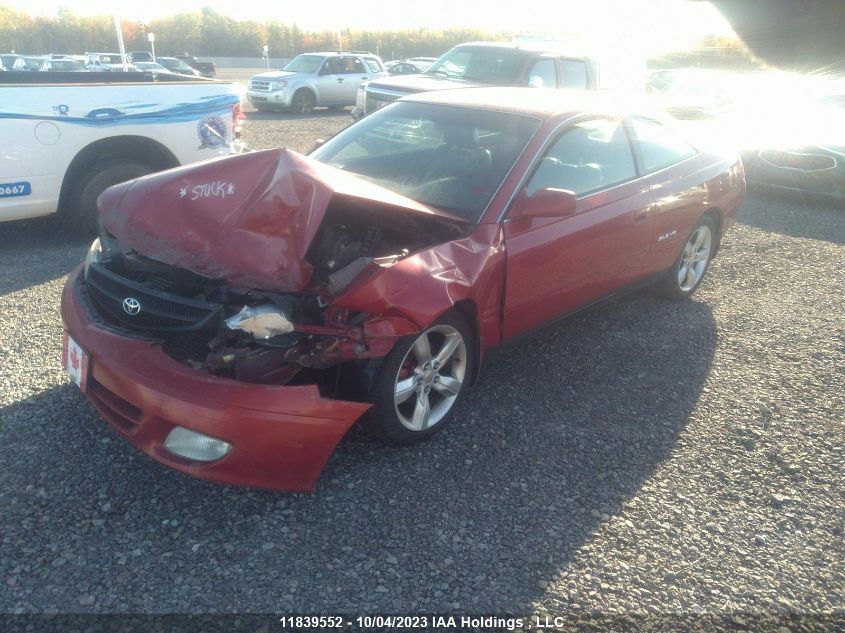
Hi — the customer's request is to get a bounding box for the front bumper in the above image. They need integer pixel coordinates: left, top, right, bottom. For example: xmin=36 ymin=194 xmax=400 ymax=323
xmin=60 ymin=267 xmax=371 ymax=492
xmin=247 ymin=90 xmax=291 ymax=108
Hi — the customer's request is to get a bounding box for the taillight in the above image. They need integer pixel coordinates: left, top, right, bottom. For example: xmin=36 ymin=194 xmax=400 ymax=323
xmin=232 ymin=102 xmax=245 ymax=138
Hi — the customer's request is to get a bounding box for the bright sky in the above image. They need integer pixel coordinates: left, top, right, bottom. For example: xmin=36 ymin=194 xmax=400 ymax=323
xmin=5 ymin=0 xmax=735 ymax=53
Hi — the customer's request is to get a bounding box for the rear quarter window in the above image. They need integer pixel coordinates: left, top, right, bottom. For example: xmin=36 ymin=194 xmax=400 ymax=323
xmin=560 ymin=59 xmax=588 ymax=89
xmin=630 ymin=116 xmax=697 ymax=173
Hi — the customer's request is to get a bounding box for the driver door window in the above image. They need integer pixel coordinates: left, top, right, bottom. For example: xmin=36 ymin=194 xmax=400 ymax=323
xmin=525 ymin=118 xmax=637 ymax=197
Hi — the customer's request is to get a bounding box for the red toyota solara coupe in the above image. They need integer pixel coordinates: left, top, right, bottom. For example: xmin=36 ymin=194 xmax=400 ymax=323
xmin=61 ymin=88 xmax=745 ymax=491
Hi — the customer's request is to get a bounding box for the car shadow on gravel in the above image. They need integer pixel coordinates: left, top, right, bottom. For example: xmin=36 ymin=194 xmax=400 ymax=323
xmin=0 ymin=291 xmax=716 ymax=613
xmin=0 ymin=216 xmax=90 ymax=296
xmin=741 ymin=189 xmax=845 ymax=244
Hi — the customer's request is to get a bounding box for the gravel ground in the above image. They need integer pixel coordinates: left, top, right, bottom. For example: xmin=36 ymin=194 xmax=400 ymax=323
xmin=1 ymin=75 xmax=844 ymax=627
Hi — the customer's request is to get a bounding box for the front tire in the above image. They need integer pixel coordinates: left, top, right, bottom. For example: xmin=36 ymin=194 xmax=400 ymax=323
xmin=67 ymin=160 xmax=154 ymax=235
xmin=290 ymin=90 xmax=316 ymax=115
xmin=362 ymin=311 xmax=475 ymax=445
xmin=654 ymin=215 xmax=717 ymax=299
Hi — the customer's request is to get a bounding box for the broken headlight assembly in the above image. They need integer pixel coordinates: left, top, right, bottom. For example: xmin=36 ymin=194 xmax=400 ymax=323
xmin=83 ymin=238 xmax=103 ymax=278
xmin=225 ymin=304 xmax=295 ymax=339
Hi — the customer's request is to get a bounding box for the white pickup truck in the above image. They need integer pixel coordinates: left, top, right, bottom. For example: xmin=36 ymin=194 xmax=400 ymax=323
xmin=0 ymin=72 xmax=244 ymax=232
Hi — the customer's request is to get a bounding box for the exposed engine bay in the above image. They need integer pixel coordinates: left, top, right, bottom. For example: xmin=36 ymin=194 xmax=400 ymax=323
xmin=83 ymin=199 xmax=461 ymax=396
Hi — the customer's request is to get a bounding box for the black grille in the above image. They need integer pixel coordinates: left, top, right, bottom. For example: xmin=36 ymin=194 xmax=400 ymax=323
xmin=85 ymin=263 xmax=222 ymax=332
xmin=365 ymin=90 xmax=400 ymax=114
xmin=161 ymin=329 xmax=217 ymax=363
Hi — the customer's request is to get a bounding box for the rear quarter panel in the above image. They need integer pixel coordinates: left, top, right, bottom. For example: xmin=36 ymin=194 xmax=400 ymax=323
xmin=643 ymin=152 xmax=745 ymax=274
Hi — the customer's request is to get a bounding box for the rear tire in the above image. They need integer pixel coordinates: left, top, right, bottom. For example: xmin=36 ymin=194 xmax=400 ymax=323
xmin=653 ymin=215 xmax=717 ymax=300
xmin=67 ymin=160 xmax=154 ymax=235
xmin=362 ymin=311 xmax=476 ymax=445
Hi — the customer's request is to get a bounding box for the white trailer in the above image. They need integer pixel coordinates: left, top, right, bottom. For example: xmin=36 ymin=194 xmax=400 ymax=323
xmin=0 ymin=72 xmax=244 ymax=232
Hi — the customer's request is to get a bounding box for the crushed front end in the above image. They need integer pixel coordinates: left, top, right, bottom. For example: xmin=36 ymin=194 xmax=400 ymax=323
xmin=61 ymin=251 xmax=378 ymax=491
xmin=61 ymin=148 xmax=468 ymax=491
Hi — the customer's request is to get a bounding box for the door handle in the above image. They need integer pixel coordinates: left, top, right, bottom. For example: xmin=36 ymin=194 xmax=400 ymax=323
xmin=361 ymin=76 xmax=368 ymax=80
xmin=337 ymin=77 xmax=344 ymax=82
xmin=633 ymin=205 xmax=656 ymax=222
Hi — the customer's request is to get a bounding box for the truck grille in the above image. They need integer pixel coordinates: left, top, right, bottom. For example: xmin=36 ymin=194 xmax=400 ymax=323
xmin=85 ymin=263 xmax=222 ymax=332
xmin=249 ymin=80 xmax=271 ymax=91
xmin=365 ymin=91 xmax=401 ymax=114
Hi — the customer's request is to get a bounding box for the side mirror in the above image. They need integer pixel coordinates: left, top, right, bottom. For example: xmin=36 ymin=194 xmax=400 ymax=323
xmin=310 ymin=138 xmax=326 ymax=152
xmin=511 ymin=187 xmax=578 ymax=219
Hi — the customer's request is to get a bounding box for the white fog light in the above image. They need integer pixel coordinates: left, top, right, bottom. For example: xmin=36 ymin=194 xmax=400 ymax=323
xmin=164 ymin=427 xmax=231 ymax=462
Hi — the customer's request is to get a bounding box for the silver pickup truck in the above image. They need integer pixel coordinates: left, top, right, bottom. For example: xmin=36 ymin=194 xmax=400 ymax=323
xmin=352 ymin=42 xmax=600 ymax=120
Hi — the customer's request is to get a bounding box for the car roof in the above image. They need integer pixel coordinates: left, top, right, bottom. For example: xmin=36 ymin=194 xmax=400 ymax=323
xmin=401 ymin=87 xmax=655 ymax=121
xmin=303 ymin=51 xmax=377 ymax=57
xmin=449 ymin=41 xmax=592 ymax=58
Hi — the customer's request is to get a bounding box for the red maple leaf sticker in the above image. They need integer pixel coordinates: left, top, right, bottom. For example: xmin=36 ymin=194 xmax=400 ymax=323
xmin=70 ymin=347 xmax=79 ymax=371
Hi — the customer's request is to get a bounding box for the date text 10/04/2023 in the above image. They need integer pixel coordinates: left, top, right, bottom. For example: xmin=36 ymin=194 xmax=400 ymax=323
xmin=279 ymin=615 xmax=529 ymax=629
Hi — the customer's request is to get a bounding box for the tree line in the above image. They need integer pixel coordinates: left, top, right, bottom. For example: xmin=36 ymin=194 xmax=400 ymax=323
xmin=0 ymin=6 xmax=507 ymax=59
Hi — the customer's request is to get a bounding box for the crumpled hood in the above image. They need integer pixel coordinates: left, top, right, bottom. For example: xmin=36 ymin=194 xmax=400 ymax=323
xmin=98 ymin=148 xmax=459 ymax=292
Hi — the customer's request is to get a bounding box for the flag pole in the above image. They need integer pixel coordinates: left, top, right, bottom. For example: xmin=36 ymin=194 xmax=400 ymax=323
xmin=113 ymin=14 xmax=129 ymax=71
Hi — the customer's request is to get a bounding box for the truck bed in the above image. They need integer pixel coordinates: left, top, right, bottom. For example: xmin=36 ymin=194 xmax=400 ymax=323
xmin=0 ymin=71 xmax=218 ymax=84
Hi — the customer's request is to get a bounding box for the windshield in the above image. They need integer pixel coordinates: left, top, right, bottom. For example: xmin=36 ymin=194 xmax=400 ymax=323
xmin=424 ymin=46 xmax=529 ymax=85
xmin=283 ymin=55 xmax=324 ymax=74
xmin=311 ymin=101 xmax=540 ymax=221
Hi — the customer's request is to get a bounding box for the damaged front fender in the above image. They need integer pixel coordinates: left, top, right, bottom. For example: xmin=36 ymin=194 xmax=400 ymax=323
xmin=333 ymin=223 xmax=507 ymax=353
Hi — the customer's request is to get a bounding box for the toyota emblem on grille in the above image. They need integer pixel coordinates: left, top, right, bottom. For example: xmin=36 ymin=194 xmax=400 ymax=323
xmin=122 ymin=297 xmax=142 ymax=316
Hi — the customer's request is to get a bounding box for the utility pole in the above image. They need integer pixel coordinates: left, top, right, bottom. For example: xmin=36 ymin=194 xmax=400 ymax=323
xmin=148 ymin=32 xmax=156 ymax=62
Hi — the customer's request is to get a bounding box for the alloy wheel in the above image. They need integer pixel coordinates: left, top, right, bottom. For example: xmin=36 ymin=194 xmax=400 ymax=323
xmin=677 ymin=225 xmax=712 ymax=292
xmin=393 ymin=325 xmax=467 ymax=432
